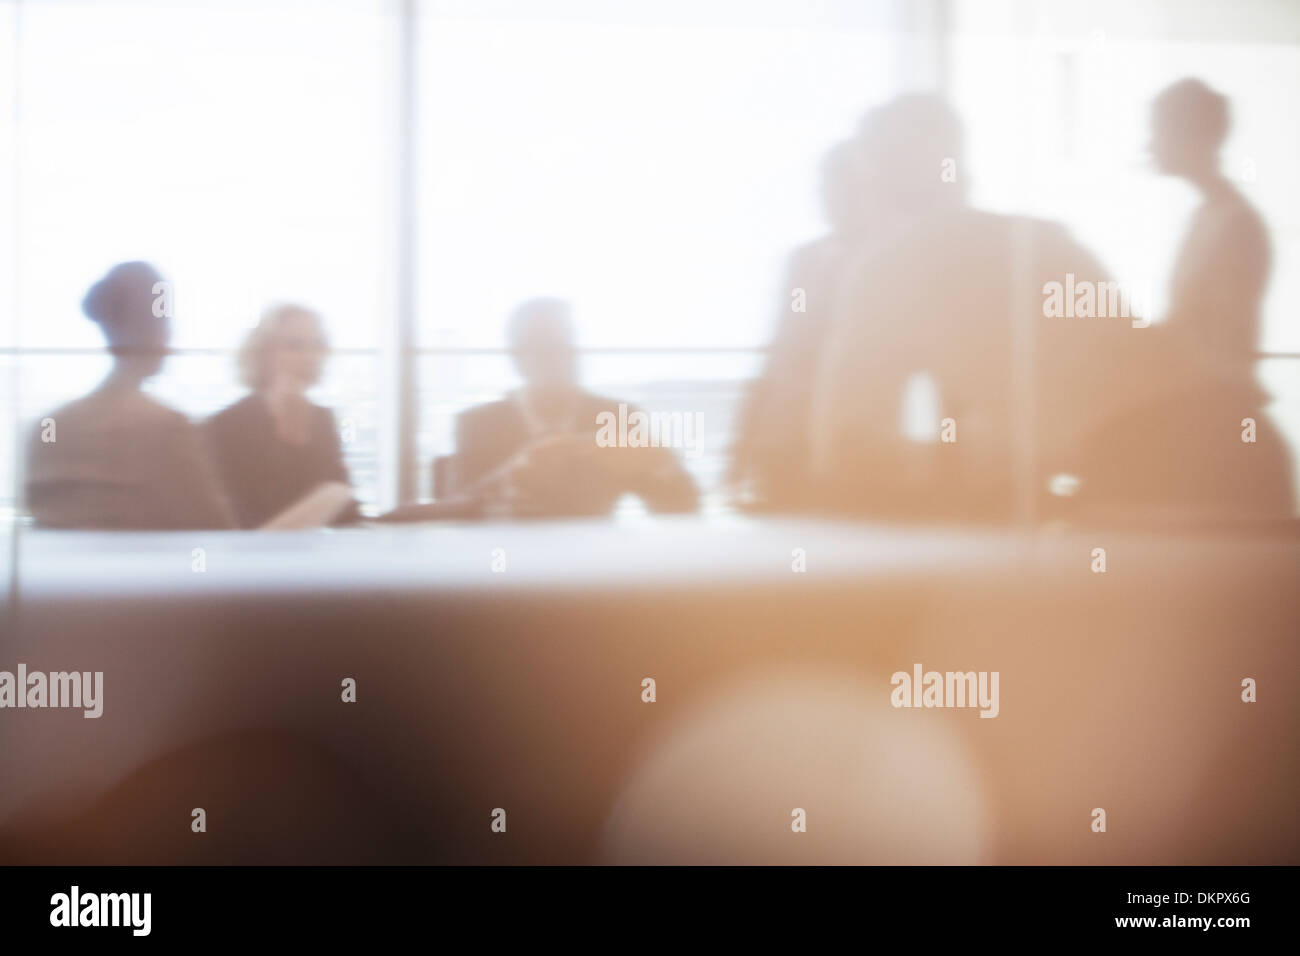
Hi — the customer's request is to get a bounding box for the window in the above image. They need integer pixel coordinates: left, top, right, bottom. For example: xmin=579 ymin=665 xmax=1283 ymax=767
xmin=9 ymin=0 xmax=393 ymax=509
xmin=414 ymin=0 xmax=908 ymax=501
xmin=3 ymin=0 xmax=914 ymax=513
xmin=5 ymin=0 xmax=1298 ymax=516
xmin=950 ymin=0 xmax=1300 ymax=507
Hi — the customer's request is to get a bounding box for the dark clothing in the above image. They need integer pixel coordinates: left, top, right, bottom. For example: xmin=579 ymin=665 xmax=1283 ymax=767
xmin=205 ymin=393 xmax=359 ymax=529
xmin=451 ymin=389 xmax=698 ymax=516
xmin=730 ymin=235 xmax=848 ymax=508
xmin=1064 ymin=381 xmax=1295 ymax=522
xmin=1166 ymin=182 xmax=1270 ymax=374
xmin=813 ymin=204 xmax=1292 ymax=521
xmin=814 ymin=208 xmax=1137 ymax=519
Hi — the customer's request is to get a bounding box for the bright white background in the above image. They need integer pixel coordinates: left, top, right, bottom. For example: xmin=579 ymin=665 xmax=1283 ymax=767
xmin=3 ymin=0 xmax=1298 ymax=511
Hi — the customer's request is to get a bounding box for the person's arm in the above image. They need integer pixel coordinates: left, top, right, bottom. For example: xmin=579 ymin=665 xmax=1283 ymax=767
xmin=202 ymin=412 xmax=260 ymax=529
xmin=451 ymin=406 xmax=528 ymax=508
xmin=1172 ymin=205 xmax=1269 ymax=354
xmin=622 ymin=445 xmax=700 ymax=514
xmin=317 ymin=407 xmax=362 ymax=524
xmin=586 ymin=407 xmax=700 ymax=514
xmin=451 ymin=408 xmax=492 ymax=494
xmin=728 ymin=246 xmax=821 ymax=494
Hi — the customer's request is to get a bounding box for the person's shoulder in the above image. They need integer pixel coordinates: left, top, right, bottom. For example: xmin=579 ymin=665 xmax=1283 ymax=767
xmin=137 ymin=394 xmax=199 ymax=432
xmin=995 ymin=211 xmax=1106 ymax=269
xmin=940 ymin=206 xmax=1071 ymax=243
xmin=26 ymin=396 xmax=86 ymax=448
xmin=1213 ymin=188 xmax=1268 ymax=240
xmin=456 ymin=397 xmax=515 ymax=432
xmin=34 ymin=393 xmax=92 ymax=424
xmin=579 ymin=391 xmax=636 ymax=417
xmin=872 ymin=207 xmax=1011 ymax=261
xmin=87 ymin=393 xmax=199 ymax=450
xmin=206 ymin=393 xmax=270 ymax=443
xmin=95 ymin=388 xmax=191 ymax=427
xmin=785 ymin=237 xmax=837 ymax=274
xmin=976 ymin=208 xmax=1071 ymax=243
xmin=308 ymin=398 xmax=338 ymax=426
xmin=208 ymin=392 xmax=260 ymax=425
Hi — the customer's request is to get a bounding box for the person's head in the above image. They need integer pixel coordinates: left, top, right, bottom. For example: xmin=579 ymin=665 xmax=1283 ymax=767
xmin=856 ymin=93 xmax=966 ymax=216
xmin=507 ymin=297 xmax=577 ymax=390
xmin=238 ymin=304 xmax=329 ymax=394
xmin=1149 ymin=78 xmax=1230 ymax=180
xmin=82 ymin=261 xmax=170 ymax=381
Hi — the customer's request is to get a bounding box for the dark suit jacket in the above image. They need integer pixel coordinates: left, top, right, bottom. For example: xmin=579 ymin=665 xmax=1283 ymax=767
xmin=205 ymin=393 xmax=360 ymax=529
xmin=451 ymin=390 xmax=698 ymax=515
xmin=816 ymin=207 xmax=1124 ymax=520
xmin=730 ymin=235 xmax=848 ymax=508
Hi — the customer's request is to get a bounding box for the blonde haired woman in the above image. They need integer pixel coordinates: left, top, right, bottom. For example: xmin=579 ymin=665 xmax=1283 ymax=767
xmin=206 ymin=304 xmax=359 ymax=527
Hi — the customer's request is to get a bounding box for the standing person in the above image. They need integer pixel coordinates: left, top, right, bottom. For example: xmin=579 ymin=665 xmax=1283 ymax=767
xmin=25 ymin=262 xmax=235 ymax=529
xmin=206 ymin=304 xmax=360 ymax=528
xmin=1150 ymin=77 xmax=1270 ymax=383
xmin=807 ymin=94 xmax=1124 ymax=521
xmin=1060 ymin=79 xmax=1293 ymax=521
xmin=728 ymin=138 xmax=872 ymax=510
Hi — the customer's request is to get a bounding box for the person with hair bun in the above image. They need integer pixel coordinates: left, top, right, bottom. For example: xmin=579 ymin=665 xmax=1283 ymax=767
xmin=1051 ymin=80 xmax=1293 ymax=522
xmin=24 ymin=262 xmax=236 ymax=529
xmin=204 ymin=304 xmax=360 ymax=528
xmin=1151 ymin=77 xmax=1270 ymax=378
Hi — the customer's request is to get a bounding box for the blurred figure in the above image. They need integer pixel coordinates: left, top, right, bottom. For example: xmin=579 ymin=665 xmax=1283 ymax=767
xmin=25 ymin=262 xmax=234 ymax=530
xmin=206 ymin=304 xmax=360 ymax=528
xmin=847 ymin=92 xmax=973 ymax=233
xmin=803 ymin=91 xmax=1292 ymax=523
xmin=729 ymin=139 xmax=870 ymax=508
xmin=1062 ymin=80 xmax=1293 ymax=520
xmin=733 ymin=99 xmax=987 ymax=512
xmin=802 ymin=94 xmax=1123 ymax=521
xmin=1151 ymin=78 xmax=1268 ymax=379
xmin=448 ymin=298 xmax=698 ymax=517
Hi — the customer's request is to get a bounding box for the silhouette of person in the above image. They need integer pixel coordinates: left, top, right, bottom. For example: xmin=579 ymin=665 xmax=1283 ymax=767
xmin=1061 ymin=80 xmax=1294 ymax=521
xmin=449 ymin=298 xmax=698 ymax=517
xmin=1151 ymin=78 xmax=1269 ymax=383
xmin=803 ymin=91 xmax=1291 ymax=523
xmin=800 ymin=94 xmax=1125 ymax=521
xmin=205 ymin=304 xmax=361 ymax=528
xmin=24 ymin=262 xmax=235 ymax=529
xmin=729 ymin=138 xmax=871 ymax=509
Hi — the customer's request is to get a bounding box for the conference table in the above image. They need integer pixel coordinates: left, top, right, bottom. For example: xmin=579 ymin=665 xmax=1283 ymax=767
xmin=2 ymin=516 xmax=1297 ymax=864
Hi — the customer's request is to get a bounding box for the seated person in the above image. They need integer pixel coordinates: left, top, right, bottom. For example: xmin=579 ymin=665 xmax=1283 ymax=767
xmin=205 ymin=304 xmax=361 ymax=528
xmin=25 ymin=262 xmax=235 ymax=530
xmin=447 ymin=298 xmax=699 ymax=517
